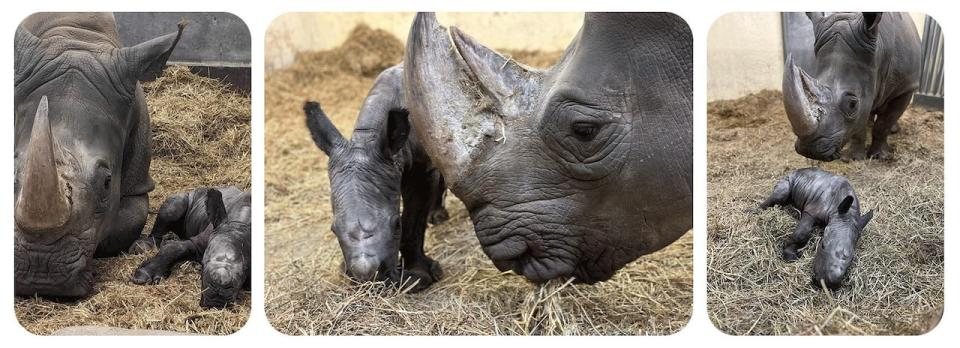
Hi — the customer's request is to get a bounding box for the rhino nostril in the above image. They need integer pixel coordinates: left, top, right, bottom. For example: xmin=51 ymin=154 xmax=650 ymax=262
xmin=346 ymin=256 xmax=380 ymax=281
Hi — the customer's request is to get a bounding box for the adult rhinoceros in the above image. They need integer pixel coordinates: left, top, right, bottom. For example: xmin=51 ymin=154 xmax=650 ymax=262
xmin=403 ymin=13 xmax=692 ymax=283
xmin=14 ymin=13 xmax=184 ymax=298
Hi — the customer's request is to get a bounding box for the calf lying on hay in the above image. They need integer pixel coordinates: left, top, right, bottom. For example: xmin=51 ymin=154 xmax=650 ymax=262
xmin=707 ymin=90 xmax=943 ymax=335
xmin=15 ymin=66 xmax=252 ymax=335
xmin=264 ymin=25 xmax=693 ymax=335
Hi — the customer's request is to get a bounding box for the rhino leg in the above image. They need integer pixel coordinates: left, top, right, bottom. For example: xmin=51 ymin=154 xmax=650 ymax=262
xmin=132 ymin=239 xmax=201 ymax=284
xmin=751 ymin=176 xmax=791 ymax=214
xmin=782 ymin=214 xmax=817 ymax=262
xmin=94 ymin=194 xmax=149 ymax=257
xmin=845 ymin=127 xmax=868 ymax=161
xmin=868 ymin=92 xmax=912 ymax=160
xmin=427 ymin=174 xmax=449 ymax=225
xmin=128 ymin=192 xmax=190 ymax=255
xmin=399 ymin=167 xmax=444 ymax=292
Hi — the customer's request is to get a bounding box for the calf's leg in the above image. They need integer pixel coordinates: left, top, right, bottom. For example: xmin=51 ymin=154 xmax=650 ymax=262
xmin=782 ymin=214 xmax=817 ymax=262
xmin=127 ymin=192 xmax=190 ymax=254
xmin=131 ymin=239 xmax=201 ymax=284
xmin=398 ymin=168 xmax=444 ymax=292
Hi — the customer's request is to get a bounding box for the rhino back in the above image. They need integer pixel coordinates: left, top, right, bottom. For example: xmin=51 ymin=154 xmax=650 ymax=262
xmin=790 ymin=168 xmax=860 ymax=221
xmin=875 ymin=12 xmax=922 ymax=105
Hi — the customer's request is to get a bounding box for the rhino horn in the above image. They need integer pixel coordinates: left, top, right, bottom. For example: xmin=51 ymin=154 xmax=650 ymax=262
xmin=404 ymin=13 xmax=531 ymax=187
xmin=782 ymin=54 xmax=826 ymax=137
xmin=16 ymin=96 xmax=70 ymax=233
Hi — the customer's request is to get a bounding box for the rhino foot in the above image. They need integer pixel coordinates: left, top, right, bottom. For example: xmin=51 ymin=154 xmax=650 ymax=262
xmin=782 ymin=247 xmax=801 ymax=262
xmin=868 ymin=143 xmax=894 ymax=161
xmin=428 ymin=207 xmax=450 ymax=226
xmin=400 ymin=257 xmax=443 ymax=292
xmin=131 ymin=262 xmax=171 ymax=285
xmin=127 ymin=236 xmax=158 ymax=255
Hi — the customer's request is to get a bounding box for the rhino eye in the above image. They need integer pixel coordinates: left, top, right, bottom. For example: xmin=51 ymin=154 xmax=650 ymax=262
xmin=840 ymin=93 xmax=859 ymax=117
xmin=103 ymin=174 xmax=112 ymax=191
xmin=571 ymin=122 xmax=599 ymax=141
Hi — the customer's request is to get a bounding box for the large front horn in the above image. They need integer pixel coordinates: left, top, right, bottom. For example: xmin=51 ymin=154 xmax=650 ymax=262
xmin=782 ymin=54 xmax=827 ymax=137
xmin=16 ymin=96 xmax=70 ymax=232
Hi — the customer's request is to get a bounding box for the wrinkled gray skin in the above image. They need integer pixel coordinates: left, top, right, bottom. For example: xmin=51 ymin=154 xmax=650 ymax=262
xmin=783 ymin=12 xmax=920 ymax=161
xmin=756 ymin=168 xmax=874 ymax=290
xmin=305 ymin=66 xmax=448 ymax=292
xmin=14 ymin=13 xmax=184 ymax=298
xmin=404 ymin=13 xmax=693 ymax=283
xmin=130 ymin=187 xmax=251 ymax=308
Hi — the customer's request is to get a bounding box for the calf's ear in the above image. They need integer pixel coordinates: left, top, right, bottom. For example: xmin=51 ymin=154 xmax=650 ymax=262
xmin=382 ymin=109 xmax=411 ymax=158
xmin=206 ymin=188 xmax=228 ymax=228
xmin=837 ymin=195 xmax=854 ymax=215
xmin=120 ymin=20 xmax=187 ymax=82
xmin=858 ymin=209 xmax=875 ymax=230
xmin=304 ymin=101 xmax=346 ymax=156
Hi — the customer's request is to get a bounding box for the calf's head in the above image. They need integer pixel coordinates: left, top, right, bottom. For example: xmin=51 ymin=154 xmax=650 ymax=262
xmin=813 ymin=196 xmax=873 ymax=290
xmin=200 ymin=189 xmax=250 ymax=308
xmin=404 ymin=13 xmax=693 ymax=283
xmin=14 ymin=21 xmax=184 ymax=298
xmin=783 ymin=12 xmax=883 ymax=160
xmin=305 ymin=97 xmax=410 ymax=283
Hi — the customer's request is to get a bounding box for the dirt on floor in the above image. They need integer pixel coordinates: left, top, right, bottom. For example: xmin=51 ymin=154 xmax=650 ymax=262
xmin=15 ymin=66 xmax=252 ymax=335
xmin=265 ymin=25 xmax=693 ymax=335
xmin=707 ymin=90 xmax=944 ymax=335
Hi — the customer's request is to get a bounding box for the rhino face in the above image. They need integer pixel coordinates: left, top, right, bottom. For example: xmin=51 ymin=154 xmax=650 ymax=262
xmin=405 ymin=13 xmax=692 ymax=283
xmin=200 ymin=190 xmax=250 ymax=308
xmin=304 ymin=97 xmax=411 ymax=283
xmin=13 ymin=20 xmax=184 ymax=298
xmin=783 ymin=12 xmax=883 ymax=161
xmin=813 ymin=196 xmax=873 ymax=290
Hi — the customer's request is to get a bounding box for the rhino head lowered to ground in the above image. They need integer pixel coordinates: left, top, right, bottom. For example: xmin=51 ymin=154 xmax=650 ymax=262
xmin=403 ymin=13 xmax=693 ymax=284
xmin=783 ymin=12 xmax=921 ymax=161
xmin=14 ymin=13 xmax=184 ymax=298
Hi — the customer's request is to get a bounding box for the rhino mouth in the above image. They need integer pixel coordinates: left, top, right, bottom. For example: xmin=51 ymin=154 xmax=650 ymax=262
xmin=471 ymin=204 xmax=583 ymax=283
xmin=14 ymin=226 xmax=97 ymax=298
xmin=794 ymin=131 xmax=846 ymax=161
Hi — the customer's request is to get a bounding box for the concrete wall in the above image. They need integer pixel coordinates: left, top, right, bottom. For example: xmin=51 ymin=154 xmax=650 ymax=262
xmin=116 ymin=12 xmax=250 ymax=67
xmin=708 ymin=12 xmax=928 ymax=101
xmin=265 ymin=12 xmax=583 ymax=70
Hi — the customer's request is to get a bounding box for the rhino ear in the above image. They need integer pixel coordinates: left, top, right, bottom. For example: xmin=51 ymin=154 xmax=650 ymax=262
xmin=450 ymin=26 xmax=533 ymax=113
xmin=858 ymin=209 xmax=874 ymax=230
xmin=837 ymin=195 xmax=854 ymax=215
xmin=120 ymin=20 xmax=187 ymax=82
xmin=806 ymin=12 xmax=825 ymax=24
xmin=304 ymin=101 xmax=346 ymax=156
xmin=205 ymin=188 xmax=227 ymax=229
xmin=382 ymin=109 xmax=410 ymax=158
xmin=862 ymin=13 xmax=883 ymax=36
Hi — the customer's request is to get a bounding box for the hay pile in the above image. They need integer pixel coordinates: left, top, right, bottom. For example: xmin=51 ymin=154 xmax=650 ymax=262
xmin=707 ymin=90 xmax=944 ymax=335
xmin=15 ymin=66 xmax=252 ymax=335
xmin=265 ymin=25 xmax=692 ymax=335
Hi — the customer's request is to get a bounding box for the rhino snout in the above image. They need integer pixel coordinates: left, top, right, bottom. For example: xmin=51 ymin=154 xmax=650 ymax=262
xmin=344 ymin=254 xmax=394 ymax=282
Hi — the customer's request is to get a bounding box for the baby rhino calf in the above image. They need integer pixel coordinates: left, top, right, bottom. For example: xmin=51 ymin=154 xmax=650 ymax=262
xmin=755 ymin=168 xmax=874 ymax=290
xmin=130 ymin=187 xmax=251 ymax=308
